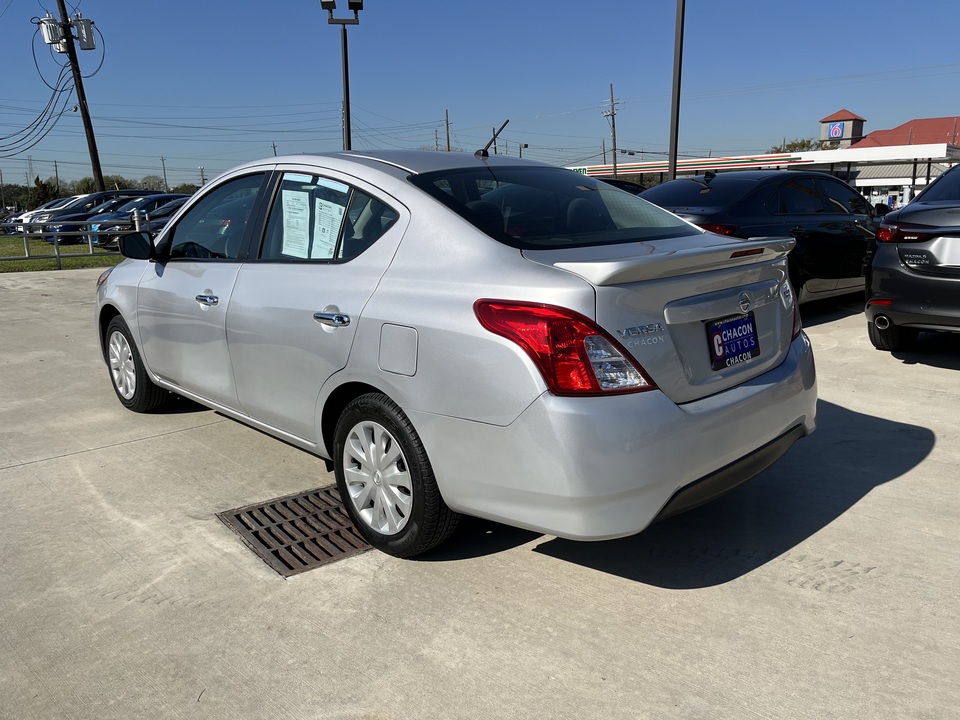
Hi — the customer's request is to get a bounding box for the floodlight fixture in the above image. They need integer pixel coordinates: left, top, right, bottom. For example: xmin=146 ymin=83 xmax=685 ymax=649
xmin=320 ymin=0 xmax=336 ymax=10
xmin=347 ymin=0 xmax=364 ymax=11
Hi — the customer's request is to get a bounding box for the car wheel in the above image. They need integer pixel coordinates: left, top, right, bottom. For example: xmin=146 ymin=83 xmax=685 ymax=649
xmin=867 ymin=320 xmax=919 ymax=351
xmin=333 ymin=393 xmax=459 ymax=558
xmin=105 ymin=316 xmax=169 ymax=412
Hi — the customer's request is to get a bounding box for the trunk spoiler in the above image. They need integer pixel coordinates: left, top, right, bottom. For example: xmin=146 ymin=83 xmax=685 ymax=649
xmin=523 ymin=236 xmax=795 ymax=286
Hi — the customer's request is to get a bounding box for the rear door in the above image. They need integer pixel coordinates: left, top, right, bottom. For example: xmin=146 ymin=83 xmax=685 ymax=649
xmin=226 ymin=169 xmax=406 ymax=443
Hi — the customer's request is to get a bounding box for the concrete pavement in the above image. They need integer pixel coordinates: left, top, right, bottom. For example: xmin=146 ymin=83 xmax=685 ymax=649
xmin=1 ymin=268 xmax=957 ymax=719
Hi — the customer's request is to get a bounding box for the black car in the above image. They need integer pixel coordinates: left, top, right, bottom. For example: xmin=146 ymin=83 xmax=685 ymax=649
xmin=597 ymin=177 xmax=645 ymax=194
xmin=865 ymin=165 xmax=960 ymax=351
xmin=641 ymin=170 xmax=880 ymax=303
xmin=43 ymin=196 xmax=146 ymax=244
xmin=89 ymin=194 xmax=190 ymax=247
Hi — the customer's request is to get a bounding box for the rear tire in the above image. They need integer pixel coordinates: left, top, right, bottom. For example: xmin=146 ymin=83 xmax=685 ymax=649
xmin=105 ymin=316 xmax=169 ymax=412
xmin=867 ymin=320 xmax=919 ymax=351
xmin=333 ymin=393 xmax=459 ymax=558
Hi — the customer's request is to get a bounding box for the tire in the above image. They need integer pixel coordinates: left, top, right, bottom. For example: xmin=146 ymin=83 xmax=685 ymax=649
xmin=105 ymin=316 xmax=169 ymax=412
xmin=867 ymin=320 xmax=919 ymax=351
xmin=333 ymin=393 xmax=459 ymax=558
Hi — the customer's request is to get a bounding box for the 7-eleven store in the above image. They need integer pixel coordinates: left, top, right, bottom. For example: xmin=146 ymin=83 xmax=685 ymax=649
xmin=568 ymin=143 xmax=960 ymax=206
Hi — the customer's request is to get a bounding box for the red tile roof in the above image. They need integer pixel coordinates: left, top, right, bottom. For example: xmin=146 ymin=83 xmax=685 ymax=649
xmin=820 ymin=109 xmax=866 ymax=123
xmin=852 ymin=116 xmax=960 ymax=148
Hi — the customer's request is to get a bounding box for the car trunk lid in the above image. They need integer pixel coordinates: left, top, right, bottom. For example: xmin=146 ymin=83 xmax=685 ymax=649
xmin=523 ymin=234 xmax=798 ymax=404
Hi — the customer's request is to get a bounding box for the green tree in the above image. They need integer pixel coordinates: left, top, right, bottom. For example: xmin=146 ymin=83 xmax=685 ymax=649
xmin=27 ymin=177 xmax=57 ymax=209
xmin=770 ymin=138 xmax=827 ymax=153
xmin=171 ymin=183 xmax=198 ymax=194
xmin=73 ymin=177 xmax=98 ymax=194
xmin=140 ymin=175 xmax=165 ymax=191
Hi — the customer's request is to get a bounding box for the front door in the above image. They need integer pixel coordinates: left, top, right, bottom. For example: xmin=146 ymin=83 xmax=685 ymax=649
xmin=136 ymin=173 xmax=267 ymax=408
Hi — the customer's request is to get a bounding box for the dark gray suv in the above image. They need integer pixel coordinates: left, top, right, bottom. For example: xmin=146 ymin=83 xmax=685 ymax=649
xmin=865 ymin=165 xmax=960 ymax=351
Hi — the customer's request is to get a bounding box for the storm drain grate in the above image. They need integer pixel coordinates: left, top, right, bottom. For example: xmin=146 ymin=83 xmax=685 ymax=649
xmin=217 ymin=485 xmax=371 ymax=577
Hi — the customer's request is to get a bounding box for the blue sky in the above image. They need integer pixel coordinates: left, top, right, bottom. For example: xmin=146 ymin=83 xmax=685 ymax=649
xmin=2 ymin=0 xmax=959 ymax=187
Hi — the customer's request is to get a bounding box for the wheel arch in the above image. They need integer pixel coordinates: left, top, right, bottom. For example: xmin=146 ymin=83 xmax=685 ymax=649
xmin=320 ymin=381 xmax=391 ymax=458
xmin=97 ymin=303 xmax=123 ymax=363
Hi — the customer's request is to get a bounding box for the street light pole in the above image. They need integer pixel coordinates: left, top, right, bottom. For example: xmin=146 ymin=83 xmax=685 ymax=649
xmin=667 ymin=0 xmax=685 ymax=181
xmin=320 ymin=1 xmax=362 ymax=152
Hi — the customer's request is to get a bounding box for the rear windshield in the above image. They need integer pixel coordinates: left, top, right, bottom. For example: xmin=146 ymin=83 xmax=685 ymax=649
xmin=641 ymin=176 xmax=758 ymax=209
xmin=408 ymin=166 xmax=698 ymax=249
xmin=915 ymin=167 xmax=960 ymax=202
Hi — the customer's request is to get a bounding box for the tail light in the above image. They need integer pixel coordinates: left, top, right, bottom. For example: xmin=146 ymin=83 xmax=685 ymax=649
xmin=876 ymin=221 xmax=937 ymax=243
xmin=700 ymin=223 xmax=738 ymax=236
xmin=474 ymin=300 xmax=656 ymax=396
xmin=792 ymin=297 xmax=802 ymax=340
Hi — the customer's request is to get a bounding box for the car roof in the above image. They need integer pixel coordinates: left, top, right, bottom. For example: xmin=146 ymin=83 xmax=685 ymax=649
xmin=236 ymin=149 xmax=547 ymax=178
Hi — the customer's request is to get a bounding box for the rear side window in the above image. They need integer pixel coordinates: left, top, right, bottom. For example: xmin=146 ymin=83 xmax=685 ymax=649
xmin=410 ymin=166 xmax=697 ymax=250
xmin=915 ymin=167 xmax=960 ymax=202
xmin=772 ymin=178 xmax=826 ymax=214
xmin=259 ymin=172 xmax=398 ymax=262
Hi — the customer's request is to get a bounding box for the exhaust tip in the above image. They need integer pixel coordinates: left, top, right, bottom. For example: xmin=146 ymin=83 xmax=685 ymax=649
xmin=874 ymin=315 xmax=891 ymax=330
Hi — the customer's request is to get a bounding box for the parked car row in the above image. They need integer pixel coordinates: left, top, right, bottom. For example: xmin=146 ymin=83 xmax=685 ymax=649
xmin=638 ymin=167 xmax=960 ymax=353
xmin=4 ymin=190 xmax=191 ymax=244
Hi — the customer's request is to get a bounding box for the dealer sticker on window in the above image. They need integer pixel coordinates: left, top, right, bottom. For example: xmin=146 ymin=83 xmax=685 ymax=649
xmin=707 ymin=312 xmax=760 ymax=371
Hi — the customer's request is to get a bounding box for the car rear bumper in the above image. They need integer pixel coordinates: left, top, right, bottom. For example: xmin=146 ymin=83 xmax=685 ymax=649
xmin=411 ymin=333 xmax=817 ymax=541
xmin=867 ymin=248 xmax=960 ymax=331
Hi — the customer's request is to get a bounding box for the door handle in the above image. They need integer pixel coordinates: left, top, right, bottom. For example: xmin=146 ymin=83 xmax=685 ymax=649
xmin=314 ymin=311 xmax=351 ymax=327
xmin=195 ymin=294 xmax=219 ymax=306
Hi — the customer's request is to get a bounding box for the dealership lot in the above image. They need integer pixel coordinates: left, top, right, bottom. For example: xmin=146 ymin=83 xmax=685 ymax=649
xmin=1 ymin=268 xmax=958 ymax=719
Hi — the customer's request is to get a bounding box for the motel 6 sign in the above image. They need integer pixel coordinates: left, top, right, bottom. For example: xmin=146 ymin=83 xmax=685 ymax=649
xmin=829 ymin=122 xmax=845 ymax=139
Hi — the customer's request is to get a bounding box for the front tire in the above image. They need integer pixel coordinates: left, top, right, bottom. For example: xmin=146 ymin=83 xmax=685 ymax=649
xmin=867 ymin=320 xmax=919 ymax=351
xmin=105 ymin=316 xmax=169 ymax=412
xmin=333 ymin=393 xmax=459 ymax=558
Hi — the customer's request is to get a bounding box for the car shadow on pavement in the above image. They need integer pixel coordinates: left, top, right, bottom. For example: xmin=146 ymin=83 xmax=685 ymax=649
xmin=420 ymin=516 xmax=542 ymax=561
xmin=798 ymin=294 xmax=864 ymax=328
xmin=530 ymin=399 xmax=933 ymax=588
xmin=890 ymin=332 xmax=960 ymax=371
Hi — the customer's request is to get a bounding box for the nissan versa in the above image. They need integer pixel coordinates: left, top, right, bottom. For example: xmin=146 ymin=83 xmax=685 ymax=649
xmin=95 ymin=150 xmax=817 ymax=557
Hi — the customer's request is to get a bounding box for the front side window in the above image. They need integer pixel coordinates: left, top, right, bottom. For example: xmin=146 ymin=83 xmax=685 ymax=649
xmin=163 ymin=174 xmax=264 ymax=260
xmin=818 ymin=179 xmax=870 ymax=215
xmin=260 ymin=172 xmax=398 ymax=262
xmin=409 ymin=166 xmax=697 ymax=250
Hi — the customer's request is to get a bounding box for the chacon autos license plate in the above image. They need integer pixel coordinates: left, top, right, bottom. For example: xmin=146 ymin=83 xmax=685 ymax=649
xmin=706 ymin=312 xmax=760 ymax=371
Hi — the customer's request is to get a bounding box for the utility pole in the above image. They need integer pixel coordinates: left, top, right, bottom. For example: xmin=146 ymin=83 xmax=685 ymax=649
xmin=601 ymin=84 xmax=619 ymax=178
xmin=54 ymin=161 xmax=60 ymax=194
xmin=160 ymin=157 xmax=168 ymax=191
xmin=55 ymin=0 xmax=104 ymax=190
xmin=445 ymin=109 xmax=451 ymax=152
xmin=272 ymin=143 xmax=278 ymax=156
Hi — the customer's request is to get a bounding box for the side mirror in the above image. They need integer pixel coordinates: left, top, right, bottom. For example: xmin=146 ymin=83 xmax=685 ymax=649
xmin=873 ymin=203 xmax=891 ymax=217
xmin=118 ymin=231 xmax=156 ymax=260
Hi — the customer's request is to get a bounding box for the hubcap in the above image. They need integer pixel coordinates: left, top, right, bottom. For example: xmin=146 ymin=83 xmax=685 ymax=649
xmin=108 ymin=330 xmax=136 ymax=400
xmin=342 ymin=420 xmax=412 ymax=535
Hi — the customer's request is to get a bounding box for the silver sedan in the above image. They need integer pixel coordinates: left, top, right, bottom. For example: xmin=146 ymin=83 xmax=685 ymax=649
xmin=95 ymin=150 xmax=817 ymax=557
